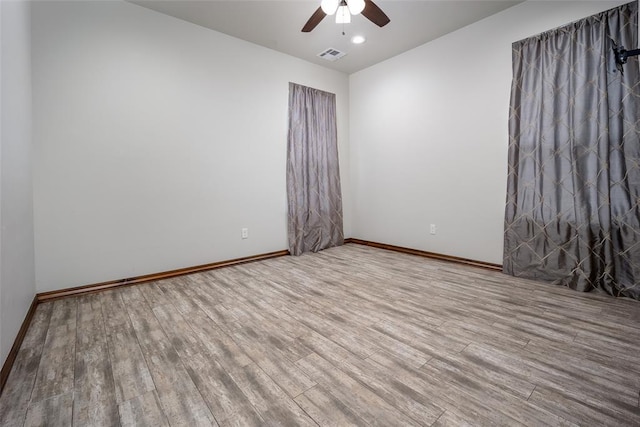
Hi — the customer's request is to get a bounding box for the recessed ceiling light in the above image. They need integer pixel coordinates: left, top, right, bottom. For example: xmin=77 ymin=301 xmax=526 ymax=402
xmin=351 ymin=35 xmax=366 ymax=45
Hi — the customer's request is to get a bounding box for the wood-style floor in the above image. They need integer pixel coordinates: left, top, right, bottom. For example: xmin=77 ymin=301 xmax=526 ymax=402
xmin=1 ymin=244 xmax=639 ymax=426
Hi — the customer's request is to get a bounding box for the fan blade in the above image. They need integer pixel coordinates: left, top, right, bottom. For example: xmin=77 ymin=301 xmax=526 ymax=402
xmin=362 ymin=0 xmax=390 ymax=27
xmin=302 ymin=7 xmax=326 ymax=32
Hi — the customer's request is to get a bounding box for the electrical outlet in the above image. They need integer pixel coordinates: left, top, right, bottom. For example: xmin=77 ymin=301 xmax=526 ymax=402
xmin=430 ymin=224 xmax=436 ymax=235
xmin=241 ymin=228 xmax=249 ymax=239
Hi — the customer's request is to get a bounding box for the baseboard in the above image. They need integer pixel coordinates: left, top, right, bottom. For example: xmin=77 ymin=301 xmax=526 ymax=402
xmin=345 ymin=238 xmax=503 ymax=271
xmin=36 ymin=243 xmax=500 ymax=305
xmin=37 ymin=249 xmax=290 ymax=303
xmin=0 ymin=296 xmax=39 ymax=394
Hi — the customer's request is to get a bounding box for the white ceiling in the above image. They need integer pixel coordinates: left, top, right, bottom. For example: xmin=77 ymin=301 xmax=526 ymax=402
xmin=129 ymin=0 xmax=522 ymax=74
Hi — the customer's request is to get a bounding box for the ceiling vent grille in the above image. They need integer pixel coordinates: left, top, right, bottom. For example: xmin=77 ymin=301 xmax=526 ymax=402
xmin=317 ymin=48 xmax=347 ymax=62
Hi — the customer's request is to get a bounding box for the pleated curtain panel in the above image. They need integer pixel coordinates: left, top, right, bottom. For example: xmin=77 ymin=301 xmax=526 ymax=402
xmin=287 ymin=83 xmax=344 ymax=256
xmin=504 ymin=2 xmax=640 ymax=299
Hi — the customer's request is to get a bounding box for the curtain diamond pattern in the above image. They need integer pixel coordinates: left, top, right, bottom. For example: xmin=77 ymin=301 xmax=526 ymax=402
xmin=503 ymin=2 xmax=640 ymax=299
xmin=287 ymin=83 xmax=344 ymax=256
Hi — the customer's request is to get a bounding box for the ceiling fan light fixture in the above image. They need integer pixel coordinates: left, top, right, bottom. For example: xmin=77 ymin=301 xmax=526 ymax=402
xmin=302 ymin=0 xmax=389 ymax=33
xmin=335 ymin=4 xmax=351 ymax=23
xmin=320 ymin=0 xmax=340 ymax=15
xmin=347 ymin=0 xmax=365 ymax=15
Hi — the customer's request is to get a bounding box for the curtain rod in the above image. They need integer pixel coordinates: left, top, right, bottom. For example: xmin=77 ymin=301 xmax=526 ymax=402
xmin=613 ymin=43 xmax=640 ymax=75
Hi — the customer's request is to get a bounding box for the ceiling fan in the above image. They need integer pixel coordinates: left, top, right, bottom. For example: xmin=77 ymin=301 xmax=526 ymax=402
xmin=302 ymin=0 xmax=390 ymax=33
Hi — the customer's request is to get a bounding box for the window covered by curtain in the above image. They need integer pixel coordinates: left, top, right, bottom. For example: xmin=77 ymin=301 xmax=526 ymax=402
xmin=287 ymin=83 xmax=344 ymax=256
xmin=504 ymin=2 xmax=640 ymax=299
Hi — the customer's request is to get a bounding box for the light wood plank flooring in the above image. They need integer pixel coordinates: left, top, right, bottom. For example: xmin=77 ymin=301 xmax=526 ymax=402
xmin=1 ymin=244 xmax=639 ymax=426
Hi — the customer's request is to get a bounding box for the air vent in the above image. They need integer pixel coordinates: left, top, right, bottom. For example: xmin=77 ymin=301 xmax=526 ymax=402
xmin=317 ymin=48 xmax=347 ymax=62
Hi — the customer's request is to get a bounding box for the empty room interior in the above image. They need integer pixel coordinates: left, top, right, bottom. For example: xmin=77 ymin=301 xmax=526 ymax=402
xmin=1 ymin=0 xmax=639 ymax=425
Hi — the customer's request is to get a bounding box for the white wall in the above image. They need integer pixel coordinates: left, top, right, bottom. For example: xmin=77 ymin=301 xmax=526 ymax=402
xmin=0 ymin=0 xmax=36 ymax=366
xmin=32 ymin=1 xmax=350 ymax=292
xmin=349 ymin=0 xmax=631 ymax=264
xmin=26 ymin=0 xmax=638 ymax=293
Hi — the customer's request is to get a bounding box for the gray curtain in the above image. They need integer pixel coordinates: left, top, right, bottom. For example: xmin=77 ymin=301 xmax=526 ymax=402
xmin=287 ymin=83 xmax=344 ymax=256
xmin=504 ymin=2 xmax=640 ymax=299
